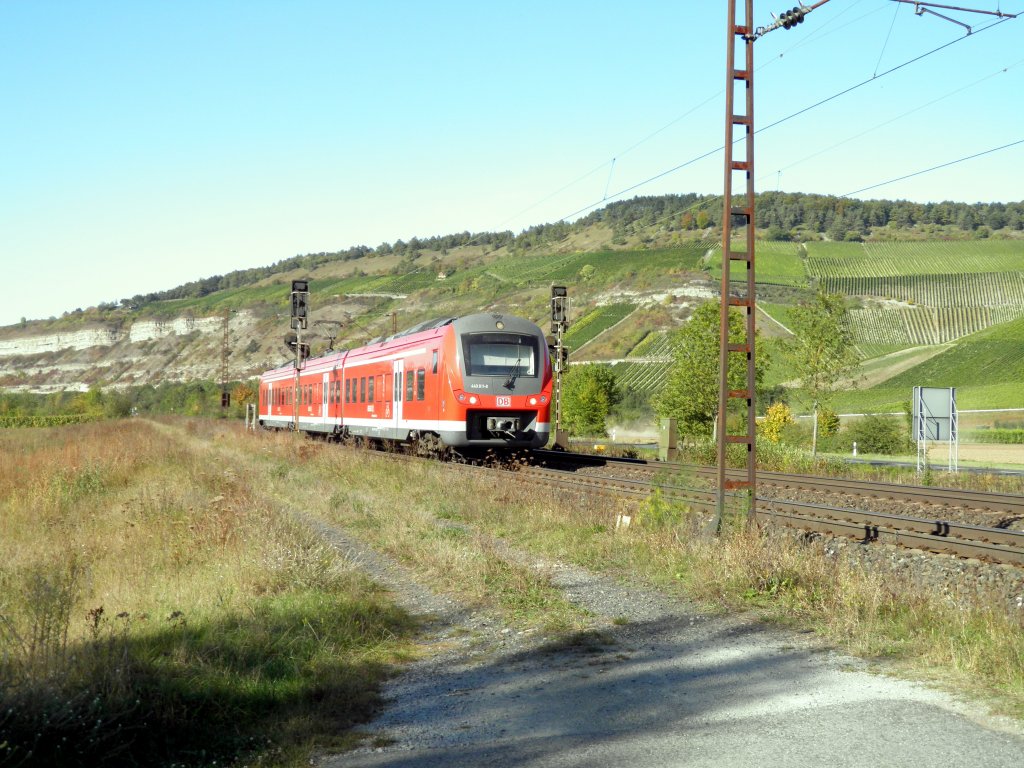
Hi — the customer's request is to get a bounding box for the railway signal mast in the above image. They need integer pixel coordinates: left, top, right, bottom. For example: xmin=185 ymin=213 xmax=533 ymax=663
xmin=289 ymin=279 xmax=310 ymax=431
xmin=550 ymin=285 xmax=570 ymax=449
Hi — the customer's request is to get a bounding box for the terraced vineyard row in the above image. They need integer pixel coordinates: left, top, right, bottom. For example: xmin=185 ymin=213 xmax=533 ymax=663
xmin=627 ymin=330 xmax=675 ymax=359
xmin=821 ymin=272 xmax=1024 ymax=307
xmin=846 ymin=306 xmax=1024 ymax=347
xmin=611 ymin=360 xmax=672 ymax=393
xmin=563 ymin=303 xmax=635 ymax=350
xmin=806 ymin=240 xmax=1024 ymax=278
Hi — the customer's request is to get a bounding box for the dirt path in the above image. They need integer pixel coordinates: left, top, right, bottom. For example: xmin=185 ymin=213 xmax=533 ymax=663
xmin=310 ymin=512 xmax=1024 ymax=768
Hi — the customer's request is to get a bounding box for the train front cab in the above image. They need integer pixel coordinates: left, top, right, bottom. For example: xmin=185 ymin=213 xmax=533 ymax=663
xmin=441 ymin=314 xmax=552 ymax=450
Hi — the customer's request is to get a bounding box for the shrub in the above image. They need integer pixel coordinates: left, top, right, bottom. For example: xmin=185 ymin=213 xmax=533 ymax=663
xmin=758 ymin=402 xmax=794 ymax=444
xmin=844 ymin=414 xmax=912 ymax=455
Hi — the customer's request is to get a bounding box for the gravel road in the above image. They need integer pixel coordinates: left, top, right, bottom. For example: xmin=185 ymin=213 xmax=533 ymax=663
xmin=304 ymin=515 xmax=1024 ymax=768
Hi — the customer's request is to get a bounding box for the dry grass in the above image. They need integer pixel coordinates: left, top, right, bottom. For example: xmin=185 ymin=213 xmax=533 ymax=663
xmin=0 ymin=419 xmax=415 ymax=766
xmin=251 ymin=440 xmax=591 ymax=636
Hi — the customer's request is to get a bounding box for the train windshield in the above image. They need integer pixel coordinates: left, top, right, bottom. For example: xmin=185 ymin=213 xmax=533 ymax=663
xmin=462 ymin=333 xmax=538 ymax=378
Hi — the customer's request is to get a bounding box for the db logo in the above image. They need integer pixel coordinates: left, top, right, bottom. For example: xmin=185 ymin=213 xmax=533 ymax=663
xmin=496 ymin=396 xmax=512 ymax=407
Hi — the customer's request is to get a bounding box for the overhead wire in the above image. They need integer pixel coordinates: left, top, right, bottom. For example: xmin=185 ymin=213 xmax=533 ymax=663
xmin=873 ymin=0 xmax=904 ymax=76
xmin=759 ymin=57 xmax=1024 ymax=183
xmin=842 ymin=138 xmax=1024 ymax=197
xmin=555 ymin=12 xmax=1015 ymax=224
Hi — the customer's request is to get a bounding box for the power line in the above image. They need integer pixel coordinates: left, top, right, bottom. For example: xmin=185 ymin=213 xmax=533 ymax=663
xmin=756 ymin=14 xmax=1012 ymax=135
xmin=760 ymin=57 xmax=1024 ymax=182
xmin=556 ymin=12 xmax=1014 ymax=223
xmin=843 ymin=137 xmax=1024 ymax=197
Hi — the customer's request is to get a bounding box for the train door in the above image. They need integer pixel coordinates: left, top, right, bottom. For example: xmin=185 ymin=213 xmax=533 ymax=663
xmin=392 ymin=359 xmax=403 ymax=435
xmin=322 ymin=373 xmax=330 ymax=428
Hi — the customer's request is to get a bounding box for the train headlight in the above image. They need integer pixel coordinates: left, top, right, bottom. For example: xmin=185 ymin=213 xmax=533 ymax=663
xmin=469 ymin=395 xmax=478 ymax=405
xmin=457 ymin=393 xmax=466 ymax=402
xmin=540 ymin=395 xmax=548 ymax=404
xmin=529 ymin=397 xmax=537 ymax=406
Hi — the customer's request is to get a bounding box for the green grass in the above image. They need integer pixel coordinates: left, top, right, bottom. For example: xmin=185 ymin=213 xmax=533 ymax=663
xmin=488 ymin=244 xmax=707 ymax=286
xmin=760 ymin=302 xmax=797 ymax=332
xmin=854 ymin=342 xmax=916 ymax=360
xmin=707 ymin=241 xmax=809 ymax=286
xmin=830 ymin=315 xmax=1024 ymax=413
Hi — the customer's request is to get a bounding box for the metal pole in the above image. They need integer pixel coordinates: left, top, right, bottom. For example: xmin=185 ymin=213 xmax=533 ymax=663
xmin=716 ymin=0 xmax=758 ymax=531
xmin=220 ymin=309 xmax=231 ymax=409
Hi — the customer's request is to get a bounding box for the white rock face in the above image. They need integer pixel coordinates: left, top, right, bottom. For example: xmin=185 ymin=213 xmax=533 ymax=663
xmin=0 ymin=311 xmax=267 ymax=393
xmin=0 ymin=328 xmax=124 ymax=356
xmin=0 ymin=316 xmax=227 ymax=358
xmin=128 ymin=316 xmax=223 ymax=343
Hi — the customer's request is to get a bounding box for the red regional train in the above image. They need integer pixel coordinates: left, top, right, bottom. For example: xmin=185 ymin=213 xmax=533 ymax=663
xmin=258 ymin=312 xmax=552 ymax=452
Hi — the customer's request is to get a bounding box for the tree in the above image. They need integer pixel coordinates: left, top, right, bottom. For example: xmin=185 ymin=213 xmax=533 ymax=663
xmin=561 ymin=364 xmax=620 ymax=437
xmin=782 ymin=290 xmax=861 ymax=455
xmin=654 ymin=301 xmax=769 ymax=437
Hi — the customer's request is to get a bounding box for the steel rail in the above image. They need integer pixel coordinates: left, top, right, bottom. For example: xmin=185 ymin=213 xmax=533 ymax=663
xmin=531 ymin=450 xmax=1024 ymax=515
xmin=516 ymin=464 xmax=1024 ymax=566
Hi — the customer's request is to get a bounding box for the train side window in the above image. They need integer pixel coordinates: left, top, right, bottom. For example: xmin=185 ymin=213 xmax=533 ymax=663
xmin=405 ymin=370 xmax=414 ymax=401
xmin=368 ymin=376 xmax=375 ymax=402
xmin=358 ymin=377 xmax=364 ymax=403
xmin=345 ymin=379 xmax=350 ymax=403
xmin=416 ymin=368 xmax=425 ymax=401
xmin=432 ymin=350 xmax=438 ymax=374
xmin=394 ymin=373 xmax=401 ymax=402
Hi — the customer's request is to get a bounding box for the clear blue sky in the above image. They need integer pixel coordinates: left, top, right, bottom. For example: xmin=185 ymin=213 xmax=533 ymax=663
xmin=1 ymin=1 xmax=1021 ymax=327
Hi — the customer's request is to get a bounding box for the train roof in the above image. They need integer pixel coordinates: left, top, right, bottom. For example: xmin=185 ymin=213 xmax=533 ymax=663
xmin=259 ymin=312 xmax=544 ymax=382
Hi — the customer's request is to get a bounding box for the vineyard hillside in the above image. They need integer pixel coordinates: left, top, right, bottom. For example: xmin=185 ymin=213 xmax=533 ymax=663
xmin=831 ymin=314 xmax=1024 ymax=413
xmin=795 ymin=240 xmax=1024 ymax=359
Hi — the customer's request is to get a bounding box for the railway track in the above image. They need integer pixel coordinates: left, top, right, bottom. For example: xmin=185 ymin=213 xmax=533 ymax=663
xmin=532 ymin=449 xmax=1024 ymax=516
xmin=360 ymin=446 xmax=1024 ymax=566
xmin=521 ymin=450 xmax=1024 ymax=566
